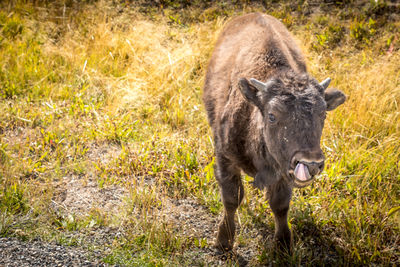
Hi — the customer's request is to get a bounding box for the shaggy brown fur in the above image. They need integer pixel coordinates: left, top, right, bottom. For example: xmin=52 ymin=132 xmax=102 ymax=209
xmin=203 ymin=13 xmax=346 ymax=252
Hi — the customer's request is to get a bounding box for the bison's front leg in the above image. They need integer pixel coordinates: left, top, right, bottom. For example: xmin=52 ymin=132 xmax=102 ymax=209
xmin=268 ymin=179 xmax=292 ymax=252
xmin=215 ymin=155 xmax=244 ymax=251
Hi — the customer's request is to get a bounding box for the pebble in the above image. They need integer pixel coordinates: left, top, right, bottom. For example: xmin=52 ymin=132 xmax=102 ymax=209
xmin=0 ymin=237 xmax=109 ymax=267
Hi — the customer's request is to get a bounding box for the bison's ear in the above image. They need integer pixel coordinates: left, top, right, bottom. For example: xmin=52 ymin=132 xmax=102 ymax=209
xmin=324 ymin=88 xmax=346 ymax=111
xmin=238 ymin=78 xmax=262 ymax=108
xmin=238 ymin=78 xmax=274 ymax=110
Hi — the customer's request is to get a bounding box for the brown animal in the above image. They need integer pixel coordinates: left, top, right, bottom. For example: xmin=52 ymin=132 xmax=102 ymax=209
xmin=203 ymin=13 xmax=346 ymax=251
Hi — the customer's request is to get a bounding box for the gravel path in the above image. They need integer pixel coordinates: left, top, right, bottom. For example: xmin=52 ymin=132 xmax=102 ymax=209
xmin=0 ymin=237 xmax=108 ymax=267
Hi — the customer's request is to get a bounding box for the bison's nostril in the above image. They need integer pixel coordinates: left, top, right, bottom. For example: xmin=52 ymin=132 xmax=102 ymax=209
xmin=301 ymin=161 xmax=324 ymax=176
xmin=318 ymin=161 xmax=325 ymax=171
xmin=291 ymin=157 xmax=300 ymax=168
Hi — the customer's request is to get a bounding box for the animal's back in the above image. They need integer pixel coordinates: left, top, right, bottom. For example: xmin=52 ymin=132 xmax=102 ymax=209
xmin=203 ymin=13 xmax=307 ymax=127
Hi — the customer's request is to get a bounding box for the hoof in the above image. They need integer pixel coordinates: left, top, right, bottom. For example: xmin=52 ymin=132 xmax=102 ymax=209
xmin=216 ymin=219 xmax=235 ymax=251
xmin=215 ymin=233 xmax=234 ymax=251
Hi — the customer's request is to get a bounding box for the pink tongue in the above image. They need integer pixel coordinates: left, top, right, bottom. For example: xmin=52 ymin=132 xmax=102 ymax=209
xmin=294 ymin=163 xmax=311 ymax=181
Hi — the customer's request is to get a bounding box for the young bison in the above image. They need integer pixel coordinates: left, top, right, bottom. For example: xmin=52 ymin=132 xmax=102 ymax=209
xmin=203 ymin=13 xmax=346 ymax=251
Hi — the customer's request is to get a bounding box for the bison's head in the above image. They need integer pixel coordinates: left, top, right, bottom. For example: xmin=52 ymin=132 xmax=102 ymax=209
xmin=239 ymin=72 xmax=346 ymax=187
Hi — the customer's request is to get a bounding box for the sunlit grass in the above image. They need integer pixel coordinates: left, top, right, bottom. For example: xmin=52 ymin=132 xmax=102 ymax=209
xmin=0 ymin=0 xmax=399 ymax=265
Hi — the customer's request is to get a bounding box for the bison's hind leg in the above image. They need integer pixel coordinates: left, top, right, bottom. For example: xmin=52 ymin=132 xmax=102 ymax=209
xmin=214 ymin=155 xmax=244 ymax=251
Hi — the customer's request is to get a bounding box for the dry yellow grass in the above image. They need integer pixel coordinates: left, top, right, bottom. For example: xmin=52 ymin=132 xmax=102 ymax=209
xmin=0 ymin=0 xmax=399 ymax=265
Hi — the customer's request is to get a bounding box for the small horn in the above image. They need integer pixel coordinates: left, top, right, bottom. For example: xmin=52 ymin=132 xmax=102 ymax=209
xmin=320 ymin=78 xmax=331 ymax=90
xmin=249 ymin=78 xmax=274 ymax=92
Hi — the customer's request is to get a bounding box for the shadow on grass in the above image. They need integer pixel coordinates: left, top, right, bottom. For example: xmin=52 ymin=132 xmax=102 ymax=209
xmin=250 ymin=213 xmax=345 ymax=266
xmin=290 ymin=219 xmax=344 ymax=266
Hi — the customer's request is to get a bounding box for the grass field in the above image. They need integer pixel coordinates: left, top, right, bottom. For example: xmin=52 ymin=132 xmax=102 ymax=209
xmin=0 ymin=0 xmax=399 ymax=265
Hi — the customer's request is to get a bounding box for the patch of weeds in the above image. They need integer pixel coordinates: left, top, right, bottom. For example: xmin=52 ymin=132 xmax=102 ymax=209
xmin=0 ymin=12 xmax=24 ymax=40
xmin=103 ymin=221 xmax=194 ymax=266
xmin=164 ymin=145 xmax=204 ymax=197
xmin=0 ymin=212 xmax=15 ymax=236
xmin=193 ymin=237 xmax=208 ymax=248
xmin=270 ymin=8 xmax=295 ymax=28
xmin=365 ymin=0 xmax=390 ymax=17
xmin=124 ymin=184 xmax=161 ymax=213
xmin=0 ymin=182 xmax=28 ymax=215
xmin=193 ymin=160 xmax=222 ymax=214
xmin=54 ymin=214 xmax=80 ymax=232
xmin=202 ymin=191 xmax=222 ymax=215
xmin=385 ymin=35 xmax=395 ymax=50
xmin=0 ymin=36 xmax=50 ymax=99
xmin=104 ymin=115 xmax=139 ymax=145
xmin=241 ymin=195 xmax=270 ymax=227
xmin=168 ymin=14 xmax=186 ymax=27
xmin=0 ymin=142 xmax=9 ymax=164
xmin=312 ymin=23 xmax=346 ymax=51
xmin=332 ymin=0 xmax=355 ymax=7
xmin=85 ymin=210 xmax=107 ymax=228
xmin=350 ymin=18 xmax=376 ymax=46
xmin=315 ymin=15 xmax=329 ymax=26
xmin=162 ymin=106 xmax=187 ymax=129
xmin=199 ymin=6 xmax=230 ymax=22
xmin=53 ymin=211 xmax=107 ymax=233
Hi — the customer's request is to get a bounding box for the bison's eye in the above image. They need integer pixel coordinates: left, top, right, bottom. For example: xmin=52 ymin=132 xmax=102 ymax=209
xmin=268 ymin=113 xmax=276 ymax=123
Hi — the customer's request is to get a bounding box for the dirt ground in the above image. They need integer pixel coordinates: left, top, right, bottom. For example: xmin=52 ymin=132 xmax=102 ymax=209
xmin=1 ymin=181 xmax=263 ymax=266
xmin=1 ymin=144 xmax=266 ymax=266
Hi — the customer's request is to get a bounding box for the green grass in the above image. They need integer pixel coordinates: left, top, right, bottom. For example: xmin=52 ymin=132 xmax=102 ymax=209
xmin=0 ymin=0 xmax=399 ymax=265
